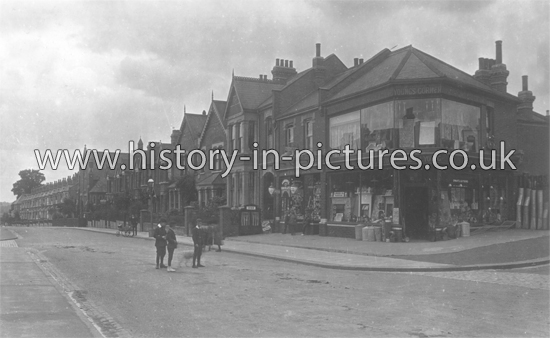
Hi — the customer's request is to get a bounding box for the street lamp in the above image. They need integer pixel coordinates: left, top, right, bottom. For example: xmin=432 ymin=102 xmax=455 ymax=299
xmin=147 ymin=178 xmax=154 ymax=231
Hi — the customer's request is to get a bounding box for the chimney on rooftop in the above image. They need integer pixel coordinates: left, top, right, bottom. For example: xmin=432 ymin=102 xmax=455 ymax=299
xmin=490 ymin=40 xmax=509 ymax=93
xmin=359 ymin=58 xmax=364 ymax=64
xmin=354 ymin=58 xmax=359 ymax=66
xmin=517 ymin=75 xmax=536 ymax=115
xmin=271 ymin=57 xmax=297 ymax=83
xmin=312 ymin=43 xmax=326 ymax=88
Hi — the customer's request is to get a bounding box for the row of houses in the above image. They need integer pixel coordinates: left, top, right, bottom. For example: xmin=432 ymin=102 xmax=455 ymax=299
xmin=15 ymin=41 xmax=550 ymax=238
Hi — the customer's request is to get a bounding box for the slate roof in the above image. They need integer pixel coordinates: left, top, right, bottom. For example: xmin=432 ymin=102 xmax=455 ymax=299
xmin=89 ymin=177 xmax=107 ymax=194
xmin=182 ymin=113 xmax=208 ymax=139
xmin=196 ymin=172 xmax=225 ymax=187
xmin=233 ymin=77 xmax=284 ymax=110
xmin=328 ymin=45 xmax=501 ymax=101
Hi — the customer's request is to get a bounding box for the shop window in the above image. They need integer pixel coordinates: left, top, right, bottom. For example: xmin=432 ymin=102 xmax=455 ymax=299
xmin=361 ymin=102 xmax=394 ymax=150
xmin=328 ymin=171 xmax=393 ymax=223
xmin=396 ymin=99 xmax=441 ymax=148
xmin=330 ymin=111 xmax=360 ymax=150
xmin=441 ymin=99 xmax=480 ymax=152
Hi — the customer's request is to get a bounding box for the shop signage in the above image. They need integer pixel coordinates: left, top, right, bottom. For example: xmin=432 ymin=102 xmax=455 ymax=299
xmin=245 ymin=205 xmax=257 ymax=211
xmin=393 ymin=85 xmax=441 ymax=96
xmin=332 ymin=192 xmax=347 ymax=198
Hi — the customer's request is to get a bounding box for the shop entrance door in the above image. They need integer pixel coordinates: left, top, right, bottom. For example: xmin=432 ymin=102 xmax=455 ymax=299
xmin=403 ymin=186 xmax=429 ymax=239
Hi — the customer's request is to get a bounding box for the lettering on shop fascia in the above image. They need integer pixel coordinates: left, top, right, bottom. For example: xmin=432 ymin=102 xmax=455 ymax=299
xmin=393 ymin=85 xmax=442 ymax=96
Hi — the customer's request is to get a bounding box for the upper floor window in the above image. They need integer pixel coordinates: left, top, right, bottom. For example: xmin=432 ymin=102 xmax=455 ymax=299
xmin=304 ymin=119 xmax=313 ymax=150
xmin=239 ymin=123 xmax=245 ymax=151
xmin=285 ymin=124 xmax=294 ymax=147
xmin=330 ymin=111 xmax=360 ymax=150
xmin=361 ymin=102 xmax=394 ymax=150
xmin=396 ymin=98 xmax=441 ymax=147
xmin=266 ymin=118 xmax=274 ymax=149
xmin=441 ymin=99 xmax=480 ymax=152
xmin=232 ymin=124 xmax=239 ymax=151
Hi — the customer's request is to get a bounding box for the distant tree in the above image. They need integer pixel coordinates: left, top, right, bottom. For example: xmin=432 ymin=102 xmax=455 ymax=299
xmin=1 ymin=212 xmax=10 ymax=224
xmin=175 ymin=174 xmax=197 ymax=208
xmin=58 ymin=198 xmax=76 ymax=218
xmin=11 ymin=169 xmax=45 ymax=197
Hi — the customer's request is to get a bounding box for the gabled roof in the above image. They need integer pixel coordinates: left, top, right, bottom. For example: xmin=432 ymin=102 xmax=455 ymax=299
xmin=179 ymin=113 xmax=207 ymax=142
xmin=199 ymin=100 xmax=227 ymax=146
xmin=89 ymin=177 xmax=107 ymax=194
xmin=228 ymin=76 xmax=284 ymax=113
xmin=328 ymin=45 xmax=507 ymax=102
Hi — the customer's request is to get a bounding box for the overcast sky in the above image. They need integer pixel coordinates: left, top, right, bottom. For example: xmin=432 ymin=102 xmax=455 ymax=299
xmin=0 ymin=0 xmax=548 ymax=203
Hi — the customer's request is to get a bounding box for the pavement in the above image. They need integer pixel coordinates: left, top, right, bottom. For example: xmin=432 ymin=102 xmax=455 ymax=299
xmin=0 ymin=228 xmax=100 ymax=338
xmin=5 ymin=225 xmax=546 ymax=272
xmin=0 ymin=225 xmax=548 ymax=338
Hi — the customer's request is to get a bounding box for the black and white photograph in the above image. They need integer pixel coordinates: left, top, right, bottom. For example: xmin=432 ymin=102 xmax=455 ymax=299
xmin=0 ymin=0 xmax=549 ymax=337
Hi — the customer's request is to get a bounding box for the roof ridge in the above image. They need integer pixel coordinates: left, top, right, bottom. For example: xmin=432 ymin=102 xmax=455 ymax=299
xmin=412 ymin=47 xmax=493 ymax=90
xmin=233 ymin=75 xmax=284 ymax=85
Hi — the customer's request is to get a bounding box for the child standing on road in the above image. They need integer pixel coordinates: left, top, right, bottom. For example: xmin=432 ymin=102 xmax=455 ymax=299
xmin=165 ymin=223 xmax=177 ymax=272
xmin=153 ymin=219 xmax=168 ymax=269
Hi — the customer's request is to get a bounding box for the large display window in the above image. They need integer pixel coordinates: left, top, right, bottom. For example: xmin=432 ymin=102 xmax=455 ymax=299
xmin=328 ymin=170 xmax=394 ymax=223
xmin=329 ymin=110 xmax=360 ymax=150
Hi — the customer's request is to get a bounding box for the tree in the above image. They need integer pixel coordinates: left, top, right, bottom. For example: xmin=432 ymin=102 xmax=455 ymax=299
xmin=58 ymin=198 xmax=76 ymax=218
xmin=12 ymin=169 xmax=45 ymax=197
xmin=175 ymin=174 xmax=197 ymax=208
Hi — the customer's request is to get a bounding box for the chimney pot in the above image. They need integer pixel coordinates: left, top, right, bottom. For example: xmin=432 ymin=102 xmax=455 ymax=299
xmin=276 ymin=59 xmax=280 ymax=66
xmin=496 ymin=40 xmax=502 ymax=64
xmin=289 ymin=60 xmax=293 ymax=68
xmin=260 ymin=74 xmax=262 ymax=80
xmin=359 ymin=58 xmax=364 ymax=64
xmin=522 ymin=75 xmax=528 ymax=91
xmin=478 ymin=57 xmax=484 ymax=70
xmin=284 ymin=60 xmax=288 ymax=67
xmin=316 ymin=43 xmax=321 ymax=57
xmin=354 ymin=58 xmax=359 ymax=66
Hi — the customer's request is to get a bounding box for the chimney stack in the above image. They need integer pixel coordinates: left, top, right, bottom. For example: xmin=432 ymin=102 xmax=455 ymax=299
xmin=359 ymin=58 xmax=364 ymax=64
xmin=354 ymin=58 xmax=359 ymax=66
xmin=316 ymin=43 xmax=321 ymax=57
xmin=489 ymin=40 xmax=509 ymax=92
xmin=518 ymin=75 xmax=536 ymax=114
xmin=271 ymin=57 xmax=297 ymax=83
xmin=496 ymin=40 xmax=502 ymax=64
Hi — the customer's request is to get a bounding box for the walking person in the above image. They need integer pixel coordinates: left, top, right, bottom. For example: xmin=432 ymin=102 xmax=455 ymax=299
xmin=165 ymin=223 xmax=177 ymax=272
xmin=130 ymin=215 xmax=138 ymax=236
xmin=153 ymin=218 xmax=168 ymax=269
xmin=192 ymin=219 xmax=205 ymax=268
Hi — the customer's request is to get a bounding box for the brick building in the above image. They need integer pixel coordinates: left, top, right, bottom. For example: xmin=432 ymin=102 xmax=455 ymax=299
xmin=210 ymin=41 xmax=549 ymax=238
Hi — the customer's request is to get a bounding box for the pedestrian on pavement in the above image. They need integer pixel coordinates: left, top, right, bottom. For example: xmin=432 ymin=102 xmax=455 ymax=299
xmin=192 ymin=218 xmax=205 ymax=268
xmin=130 ymin=215 xmax=138 ymax=236
xmin=153 ymin=218 xmax=168 ymax=269
xmin=282 ymin=211 xmax=290 ymax=234
xmin=165 ymin=223 xmax=177 ymax=272
xmin=288 ymin=209 xmax=297 ymax=236
xmin=213 ymin=223 xmax=223 ymax=252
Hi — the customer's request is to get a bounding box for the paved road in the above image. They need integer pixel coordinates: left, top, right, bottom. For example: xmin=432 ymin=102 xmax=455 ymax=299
xmin=4 ymin=228 xmax=549 ymax=337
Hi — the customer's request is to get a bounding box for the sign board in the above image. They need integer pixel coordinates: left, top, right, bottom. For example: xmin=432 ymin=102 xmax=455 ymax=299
xmin=392 ymin=207 xmax=400 ymax=223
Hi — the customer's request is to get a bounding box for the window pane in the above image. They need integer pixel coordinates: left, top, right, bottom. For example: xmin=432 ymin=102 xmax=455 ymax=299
xmin=441 ymin=99 xmax=480 ymax=152
xmin=361 ymin=102 xmax=394 ymax=149
xmin=329 ymin=111 xmax=360 ymax=150
xmin=396 ymin=99 xmax=441 ymax=147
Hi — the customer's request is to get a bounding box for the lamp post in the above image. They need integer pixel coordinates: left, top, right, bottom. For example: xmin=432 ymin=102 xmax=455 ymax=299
xmin=148 ymin=178 xmax=154 ymax=231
